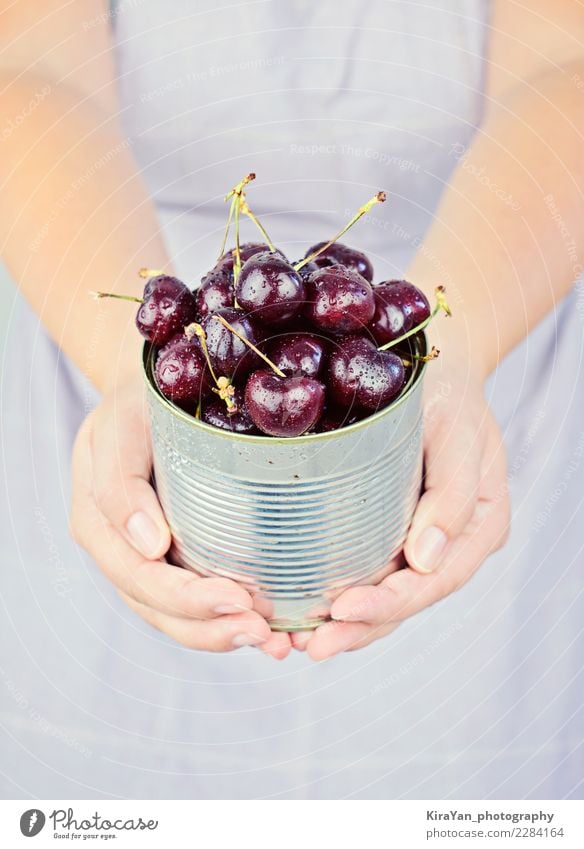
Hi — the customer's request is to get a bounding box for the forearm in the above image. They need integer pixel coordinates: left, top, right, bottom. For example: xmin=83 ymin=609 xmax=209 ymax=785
xmin=0 ymin=72 xmax=170 ymax=391
xmin=408 ymin=62 xmax=584 ymax=377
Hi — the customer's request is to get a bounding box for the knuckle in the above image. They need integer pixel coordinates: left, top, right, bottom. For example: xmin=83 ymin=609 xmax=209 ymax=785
xmin=126 ymin=563 xmax=161 ymax=606
xmin=442 ymin=487 xmax=477 ymax=530
xmin=448 ymin=475 xmax=479 ymax=509
xmin=384 ymin=581 xmax=413 ymax=618
xmin=93 ymin=482 xmax=117 ymax=516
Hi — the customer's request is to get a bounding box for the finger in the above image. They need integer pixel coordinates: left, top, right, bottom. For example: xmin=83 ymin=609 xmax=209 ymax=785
xmin=290 ymin=553 xmax=403 ymax=650
xmin=305 ymin=619 xmax=400 ymax=662
xmin=332 ymin=428 xmax=510 ymax=626
xmin=120 ymin=593 xmax=272 ymax=651
xmin=404 ymin=400 xmax=486 ymax=574
xmin=72 ymin=475 xmax=255 ymax=618
xmin=321 ymin=553 xmax=404 ymax=625
xmin=86 ymin=394 xmax=171 ymax=560
xmin=259 ymin=631 xmax=293 ymax=660
xmin=291 ymin=631 xmax=312 ymax=651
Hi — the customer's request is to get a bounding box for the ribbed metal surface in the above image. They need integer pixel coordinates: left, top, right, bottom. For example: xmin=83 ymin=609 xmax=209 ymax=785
xmin=144 ymin=338 xmax=426 ymax=630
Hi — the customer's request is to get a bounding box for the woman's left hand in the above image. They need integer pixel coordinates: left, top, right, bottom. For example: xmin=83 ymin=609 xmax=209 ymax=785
xmin=293 ymin=364 xmax=511 ymax=660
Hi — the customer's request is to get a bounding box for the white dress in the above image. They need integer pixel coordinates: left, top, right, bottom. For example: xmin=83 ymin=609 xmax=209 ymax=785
xmin=1 ymin=0 xmax=582 ymax=799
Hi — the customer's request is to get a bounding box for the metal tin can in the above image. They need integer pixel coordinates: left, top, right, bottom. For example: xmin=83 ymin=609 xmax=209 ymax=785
xmin=143 ymin=335 xmax=426 ymax=630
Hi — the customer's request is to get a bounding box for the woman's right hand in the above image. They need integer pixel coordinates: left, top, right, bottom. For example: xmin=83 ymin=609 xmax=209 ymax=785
xmin=70 ymin=377 xmax=291 ymax=659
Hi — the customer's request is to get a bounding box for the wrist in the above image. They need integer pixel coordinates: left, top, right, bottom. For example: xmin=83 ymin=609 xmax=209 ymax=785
xmin=424 ymin=312 xmax=490 ymax=382
xmin=93 ymin=334 xmax=145 ymax=395
xmin=402 ymin=272 xmax=493 ymax=381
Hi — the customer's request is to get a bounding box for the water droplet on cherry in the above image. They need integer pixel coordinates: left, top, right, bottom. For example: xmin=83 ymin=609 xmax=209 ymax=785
xmin=136 ymin=275 xmax=198 ymax=345
xmin=304 ymin=241 xmax=373 ymax=282
xmin=155 ymin=334 xmax=211 ymax=402
xmin=200 ymin=307 xmax=263 ymax=379
xmin=201 ymin=388 xmax=259 ymax=434
xmin=369 ymin=280 xmax=431 ymax=346
xmin=245 ymin=370 xmax=325 ymax=437
xmin=327 ymin=335 xmax=405 ymax=411
xmin=304 ymin=266 xmax=375 ymax=334
xmin=266 ymin=332 xmax=328 ymax=379
xmin=236 ymin=252 xmax=305 ymax=326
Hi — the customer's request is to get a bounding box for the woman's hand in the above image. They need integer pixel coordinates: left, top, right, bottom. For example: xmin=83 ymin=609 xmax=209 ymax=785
xmin=70 ymin=377 xmax=291 ymax=659
xmin=293 ymin=362 xmax=511 ymax=660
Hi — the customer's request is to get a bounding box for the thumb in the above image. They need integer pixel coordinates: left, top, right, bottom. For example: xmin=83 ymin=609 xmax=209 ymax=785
xmin=404 ymin=407 xmax=484 ymax=574
xmin=89 ymin=391 xmax=171 ymax=560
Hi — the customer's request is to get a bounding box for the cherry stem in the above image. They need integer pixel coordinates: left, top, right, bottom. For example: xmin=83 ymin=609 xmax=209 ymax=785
xmin=217 ymin=198 xmax=235 ymax=261
xmin=212 ymin=314 xmax=286 ymax=378
xmin=294 ymin=191 xmax=387 ymax=272
xmin=91 ymin=291 xmax=143 ymax=304
xmin=184 ymin=323 xmax=236 ymax=411
xmin=213 ymin=376 xmax=238 ymax=411
xmin=139 ymin=267 xmax=164 ymax=279
xmin=399 ymin=346 xmax=440 ymax=367
xmin=224 ymin=172 xmax=256 ymax=203
xmin=377 ymin=286 xmax=452 ymax=352
xmin=221 ymin=173 xmax=256 ymax=274
xmin=239 ymin=197 xmax=277 ymax=252
xmin=233 ymin=191 xmax=242 ymax=282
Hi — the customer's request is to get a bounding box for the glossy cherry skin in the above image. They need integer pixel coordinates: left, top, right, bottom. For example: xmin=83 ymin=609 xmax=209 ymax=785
xmin=304 ymin=266 xmax=375 ymax=334
xmin=327 ymin=335 xmax=405 ymax=411
xmin=245 ymin=370 xmax=325 ymax=437
xmin=219 ymin=243 xmax=285 ymax=273
xmin=200 ymin=307 xmax=262 ymax=379
xmin=136 ymin=275 xmax=198 ymax=345
xmin=369 ymin=280 xmax=431 ymax=346
xmin=155 ymin=335 xmax=210 ymax=402
xmin=236 ymin=253 xmax=305 ymax=326
xmin=267 ymin=333 xmax=327 ymax=379
xmin=201 ymin=389 xmax=259 ymax=434
xmin=196 ymin=267 xmax=234 ymax=318
xmin=316 ymin=407 xmax=363 ymax=433
xmin=294 ymin=258 xmax=320 ymax=282
xmin=304 ymin=242 xmax=373 ymax=282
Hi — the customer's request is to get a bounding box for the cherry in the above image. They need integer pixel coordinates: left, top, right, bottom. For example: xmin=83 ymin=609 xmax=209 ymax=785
xmin=317 ymin=407 xmax=363 ymax=433
xmin=218 ymin=242 xmax=282 ymax=273
xmin=304 ymin=266 xmax=375 ymax=334
xmin=92 ymin=272 xmax=197 ymax=346
xmin=155 ymin=335 xmax=210 ymax=402
xmin=327 ymin=335 xmax=405 ymax=411
xmin=236 ymin=253 xmax=305 ymax=325
xmin=304 ymin=242 xmax=373 ymax=282
xmin=134 ymin=275 xmax=197 ymax=345
xmin=200 ymin=307 xmax=263 ymax=379
xmin=369 ymin=280 xmax=431 ymax=346
xmin=196 ymin=267 xmax=234 ymax=318
xmin=202 ymin=388 xmax=258 ymax=434
xmin=245 ymin=370 xmax=325 ymax=437
xmin=267 ymin=333 xmax=327 ymax=379
xmin=294 ymin=258 xmax=320 ymax=282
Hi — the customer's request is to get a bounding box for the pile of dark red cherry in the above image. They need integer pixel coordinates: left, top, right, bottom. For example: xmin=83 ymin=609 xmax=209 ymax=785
xmin=98 ymin=181 xmax=446 ymax=438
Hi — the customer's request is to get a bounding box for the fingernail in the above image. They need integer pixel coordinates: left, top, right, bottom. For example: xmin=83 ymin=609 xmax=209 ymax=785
xmin=413 ymin=526 xmax=448 ymax=573
xmin=232 ymin=633 xmax=266 ymax=648
xmin=214 ymin=603 xmax=250 ymax=615
xmin=127 ymin=511 xmax=163 ymax=558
